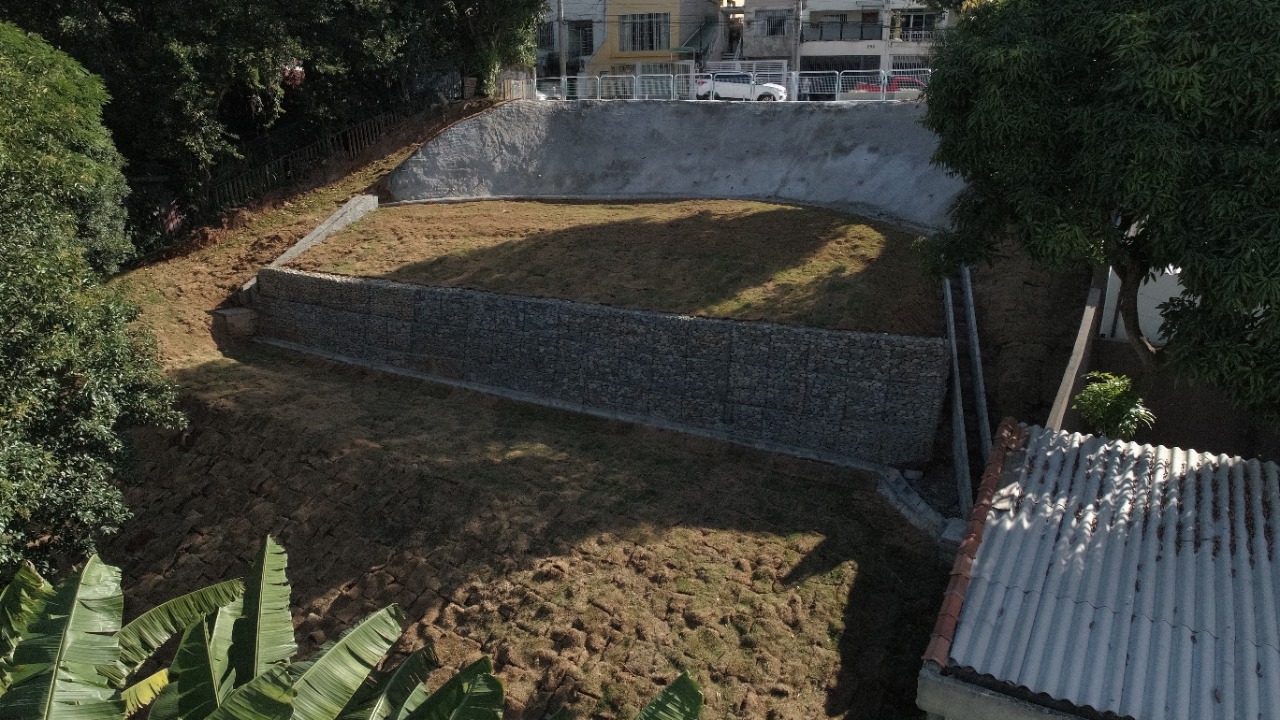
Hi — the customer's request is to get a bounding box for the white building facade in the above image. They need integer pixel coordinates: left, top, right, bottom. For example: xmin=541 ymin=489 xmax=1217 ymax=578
xmin=737 ymin=0 xmax=950 ymax=71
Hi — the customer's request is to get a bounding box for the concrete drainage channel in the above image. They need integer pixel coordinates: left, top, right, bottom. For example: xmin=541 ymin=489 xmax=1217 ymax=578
xmin=222 ymin=102 xmax=973 ymax=550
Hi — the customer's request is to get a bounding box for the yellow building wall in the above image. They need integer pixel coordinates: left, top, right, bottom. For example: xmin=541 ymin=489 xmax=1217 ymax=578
xmin=587 ymin=0 xmax=700 ymax=74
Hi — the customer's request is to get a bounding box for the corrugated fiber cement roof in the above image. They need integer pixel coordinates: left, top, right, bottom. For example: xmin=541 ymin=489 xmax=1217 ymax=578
xmin=949 ymin=425 xmax=1280 ymax=720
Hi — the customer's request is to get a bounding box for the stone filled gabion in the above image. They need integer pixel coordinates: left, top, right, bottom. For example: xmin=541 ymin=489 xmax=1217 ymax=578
xmin=253 ymin=268 xmax=950 ymax=466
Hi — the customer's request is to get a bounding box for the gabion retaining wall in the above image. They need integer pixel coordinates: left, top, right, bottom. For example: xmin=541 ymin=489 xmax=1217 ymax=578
xmin=252 ymin=268 xmax=949 ymax=466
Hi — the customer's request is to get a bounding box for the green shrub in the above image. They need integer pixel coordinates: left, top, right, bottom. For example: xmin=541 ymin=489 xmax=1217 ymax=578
xmin=0 ymin=24 xmax=180 ymax=579
xmin=1072 ymin=372 xmax=1155 ymax=441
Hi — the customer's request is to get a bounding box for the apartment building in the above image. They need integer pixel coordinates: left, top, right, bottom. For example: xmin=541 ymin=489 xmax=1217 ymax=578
xmin=736 ymin=0 xmax=949 ymax=72
xmin=537 ymin=0 xmax=722 ymax=77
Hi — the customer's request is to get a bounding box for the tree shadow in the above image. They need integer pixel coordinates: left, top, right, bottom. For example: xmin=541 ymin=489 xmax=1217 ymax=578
xmin=109 ymin=343 xmax=946 ymax=719
xmin=289 ymin=201 xmax=941 ymax=337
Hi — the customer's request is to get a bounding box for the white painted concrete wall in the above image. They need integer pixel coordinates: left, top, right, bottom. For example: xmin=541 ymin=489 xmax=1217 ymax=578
xmin=386 ymin=100 xmax=965 ymax=232
xmin=1100 ymin=267 xmax=1183 ymax=343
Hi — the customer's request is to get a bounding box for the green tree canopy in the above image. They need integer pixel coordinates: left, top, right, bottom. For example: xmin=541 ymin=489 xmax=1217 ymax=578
xmin=922 ymin=0 xmax=1280 ymax=419
xmin=0 ymin=23 xmax=180 ymax=578
xmin=0 ymin=0 xmax=541 ymax=205
xmin=443 ymin=0 xmax=543 ymax=95
xmin=0 ymin=21 xmax=131 ymax=273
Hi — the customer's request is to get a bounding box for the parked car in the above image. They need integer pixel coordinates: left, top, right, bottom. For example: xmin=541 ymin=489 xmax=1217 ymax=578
xmin=695 ymin=74 xmax=788 ymax=101
xmin=847 ymin=76 xmax=928 ymax=93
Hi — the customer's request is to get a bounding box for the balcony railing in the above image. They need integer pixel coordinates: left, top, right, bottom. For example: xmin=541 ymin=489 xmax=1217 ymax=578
xmin=802 ymin=21 xmax=883 ymax=42
xmin=891 ymin=28 xmax=945 ymax=43
xmin=745 ymin=19 xmax=794 ymax=37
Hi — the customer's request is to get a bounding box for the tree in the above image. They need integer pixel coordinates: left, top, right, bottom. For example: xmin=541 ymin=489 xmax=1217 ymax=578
xmin=0 ymin=0 xmax=534 ymax=208
xmin=0 ymin=23 xmax=180 ymax=578
xmin=442 ymin=0 xmax=543 ymax=96
xmin=921 ymin=0 xmax=1280 ymax=420
xmin=0 ymin=537 xmax=706 ymax=720
xmin=0 ymin=20 xmax=131 ymax=273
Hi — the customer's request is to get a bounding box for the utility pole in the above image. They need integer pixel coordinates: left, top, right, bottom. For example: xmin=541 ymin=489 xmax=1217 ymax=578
xmin=791 ymin=0 xmax=803 ymax=76
xmin=558 ymin=0 xmax=569 ymax=92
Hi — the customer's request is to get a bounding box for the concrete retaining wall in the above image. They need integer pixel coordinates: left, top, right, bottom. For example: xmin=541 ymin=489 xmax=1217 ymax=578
xmin=386 ymin=101 xmax=965 ymax=231
xmin=252 ymin=268 xmax=949 ymax=466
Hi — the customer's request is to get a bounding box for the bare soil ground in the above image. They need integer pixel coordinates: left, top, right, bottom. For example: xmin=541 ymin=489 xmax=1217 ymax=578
xmin=287 ymin=200 xmax=943 ymax=338
xmin=114 ymin=348 xmax=945 ymax=720
xmin=109 ymin=108 xmax=948 ymax=719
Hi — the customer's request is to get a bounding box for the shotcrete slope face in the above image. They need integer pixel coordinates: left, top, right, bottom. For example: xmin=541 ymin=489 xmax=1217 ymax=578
xmin=388 ymin=101 xmax=964 ymax=232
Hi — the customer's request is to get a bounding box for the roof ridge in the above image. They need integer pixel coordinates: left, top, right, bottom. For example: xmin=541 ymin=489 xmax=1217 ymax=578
xmin=922 ymin=418 xmax=1028 ymax=668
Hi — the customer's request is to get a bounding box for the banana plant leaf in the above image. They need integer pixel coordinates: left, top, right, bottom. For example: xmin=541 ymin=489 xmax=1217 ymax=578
xmin=172 ymin=610 xmax=240 ymax=720
xmin=147 ymin=681 xmax=178 ymax=720
xmin=229 ymin=537 xmax=296 ymax=687
xmin=290 ymin=605 xmax=404 ymax=720
xmin=0 ymin=563 xmax=54 ymax=686
xmin=0 ymin=555 xmax=125 ymax=720
xmin=204 ymin=665 xmax=294 ymax=720
xmin=339 ymin=645 xmax=439 ymax=720
xmin=122 ymin=669 xmax=169 ymax=717
xmin=633 ymin=672 xmax=702 ymax=720
xmin=403 ymin=658 xmax=503 ymax=720
xmin=109 ymin=578 xmax=243 ymax=684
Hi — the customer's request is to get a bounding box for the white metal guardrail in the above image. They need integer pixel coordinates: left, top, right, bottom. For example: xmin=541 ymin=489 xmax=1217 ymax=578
xmin=523 ymin=70 xmax=932 ymax=102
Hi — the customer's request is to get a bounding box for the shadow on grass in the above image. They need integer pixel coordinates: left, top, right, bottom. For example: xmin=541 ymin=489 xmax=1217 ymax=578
xmin=298 ymin=201 xmax=942 ymax=337
xmin=109 ymin=343 xmax=946 ymax=719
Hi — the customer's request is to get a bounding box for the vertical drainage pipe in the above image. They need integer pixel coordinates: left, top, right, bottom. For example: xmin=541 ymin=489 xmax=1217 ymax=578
xmin=961 ymin=265 xmax=993 ymax=456
xmin=943 ymin=279 xmax=973 ymax=516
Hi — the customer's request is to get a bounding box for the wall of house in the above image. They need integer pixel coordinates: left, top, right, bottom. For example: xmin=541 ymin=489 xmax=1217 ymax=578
xmin=581 ymin=0 xmax=710 ymax=74
xmin=740 ymin=0 xmax=949 ymax=69
xmin=537 ymin=0 xmax=608 ymax=73
xmin=916 ymin=668 xmax=1085 ymax=720
xmin=251 ymin=268 xmax=949 ymax=467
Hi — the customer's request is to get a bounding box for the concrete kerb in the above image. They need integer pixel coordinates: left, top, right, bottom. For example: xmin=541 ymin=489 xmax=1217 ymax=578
xmin=254 ymin=334 xmax=957 ymax=545
xmin=238 ymin=194 xmax=379 ymax=303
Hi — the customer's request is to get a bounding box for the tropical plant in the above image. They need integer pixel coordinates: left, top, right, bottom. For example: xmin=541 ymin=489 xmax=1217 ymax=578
xmin=0 ymin=536 xmax=705 ymax=720
xmin=922 ymin=0 xmax=1280 ymax=421
xmin=1072 ymin=372 xmax=1155 ymax=441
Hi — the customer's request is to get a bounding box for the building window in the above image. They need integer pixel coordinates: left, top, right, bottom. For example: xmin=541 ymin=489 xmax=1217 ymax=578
xmin=569 ymin=20 xmax=594 ymax=57
xmin=756 ymin=9 xmax=790 ymax=36
xmin=897 ymin=11 xmax=938 ymax=41
xmin=901 ymin=12 xmax=936 ymax=31
xmin=537 ymin=22 xmax=555 ymax=50
xmin=619 ymin=13 xmax=670 ymax=52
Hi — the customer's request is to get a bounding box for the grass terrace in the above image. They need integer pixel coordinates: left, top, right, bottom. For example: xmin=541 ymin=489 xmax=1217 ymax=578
xmin=286 ymin=199 xmax=943 ymax=337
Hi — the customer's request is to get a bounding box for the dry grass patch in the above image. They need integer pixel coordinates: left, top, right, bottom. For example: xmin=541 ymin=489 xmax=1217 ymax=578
xmin=288 ymin=200 xmax=942 ymax=337
xmin=110 ymin=347 xmax=945 ymax=720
